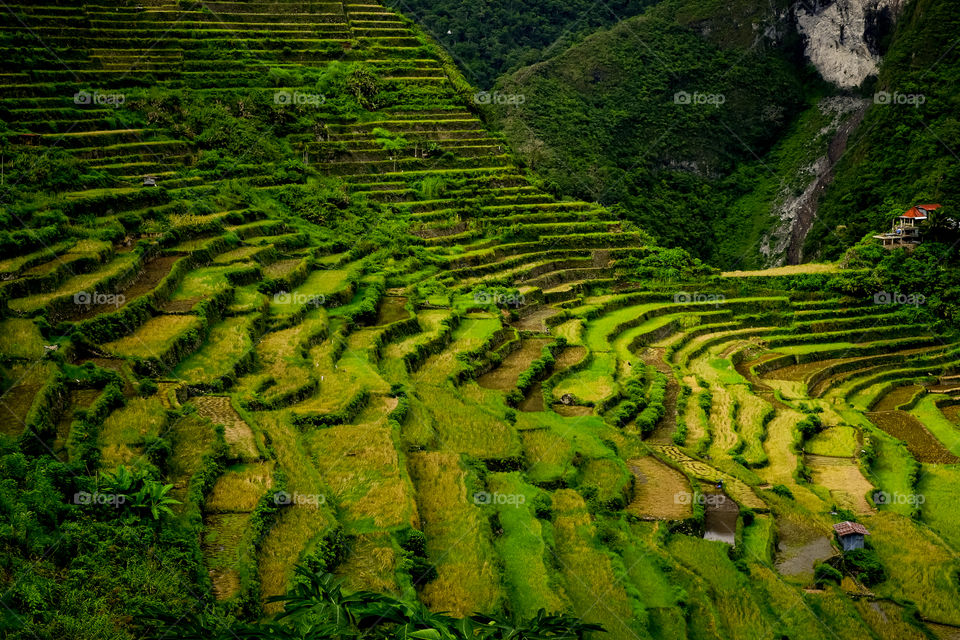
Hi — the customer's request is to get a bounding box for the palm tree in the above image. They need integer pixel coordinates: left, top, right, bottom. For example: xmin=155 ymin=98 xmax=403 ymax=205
xmin=98 ymin=464 xmax=139 ymax=494
xmin=268 ymin=567 xmax=381 ymax=634
xmin=369 ymin=599 xmax=465 ymax=639
xmin=129 ymin=479 xmax=180 ymax=520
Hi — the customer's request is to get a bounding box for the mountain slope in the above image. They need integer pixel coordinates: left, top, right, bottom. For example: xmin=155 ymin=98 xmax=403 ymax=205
xmin=475 ymin=0 xmax=959 ymax=267
xmin=805 ymin=0 xmax=960 ymax=259
xmin=487 ymin=4 xmax=811 ymax=267
xmin=381 ymin=0 xmax=655 ymax=87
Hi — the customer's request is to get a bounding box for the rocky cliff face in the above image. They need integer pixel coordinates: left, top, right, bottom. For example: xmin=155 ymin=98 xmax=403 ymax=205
xmin=760 ymin=96 xmax=870 ymax=266
xmin=793 ymin=0 xmax=905 ymax=87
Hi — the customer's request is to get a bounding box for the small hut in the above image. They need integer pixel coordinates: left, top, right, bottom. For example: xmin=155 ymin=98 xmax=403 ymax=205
xmin=833 ymin=521 xmax=869 ymax=552
xmin=873 ymin=204 xmax=941 ymax=248
xmin=142 ymin=176 xmax=157 ymax=187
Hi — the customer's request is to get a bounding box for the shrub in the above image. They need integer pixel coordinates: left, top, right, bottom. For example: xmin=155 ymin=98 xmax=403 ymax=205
xmin=796 ymin=414 xmax=824 ymax=441
xmin=698 ymin=389 xmax=712 ymax=414
xmin=397 ymin=527 xmax=437 ymax=587
xmin=398 ymin=527 xmax=427 ymax=557
xmin=138 ymin=379 xmax=159 ymax=397
xmin=142 ymin=435 xmax=172 ymax=470
xmin=842 ymin=548 xmax=886 ymax=586
xmin=532 ymin=493 xmax=553 ymax=520
xmin=297 ymin=526 xmax=348 ymax=578
xmin=672 ymin=417 xmax=687 ymax=445
xmin=771 ymin=484 xmax=794 ymax=499
xmin=347 ymin=66 xmax=382 ymax=109
xmin=814 ymin=563 xmax=843 ymax=587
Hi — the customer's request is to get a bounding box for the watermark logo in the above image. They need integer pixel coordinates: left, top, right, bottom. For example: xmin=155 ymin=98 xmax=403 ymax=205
xmin=873 ymin=291 xmax=926 ymax=307
xmin=273 ymin=491 xmax=326 ymax=506
xmin=872 ymin=490 xmax=925 ymax=506
xmin=274 ymin=90 xmax=326 ymax=106
xmin=674 ymin=492 xmax=728 ymax=506
xmin=473 ymin=91 xmax=525 ymax=106
xmin=74 ymin=290 xmax=125 ymax=308
xmin=74 ymin=90 xmax=125 ymax=108
xmin=273 ymin=291 xmax=325 ymax=307
xmin=874 ymin=91 xmax=925 ymax=107
xmin=74 ymin=491 xmax=126 ymax=507
xmin=473 ymin=290 xmax=525 ymax=307
xmin=674 ymin=291 xmax=725 ymax=307
xmin=473 ymin=491 xmax=525 ymax=506
xmin=674 ymin=91 xmax=726 ymax=106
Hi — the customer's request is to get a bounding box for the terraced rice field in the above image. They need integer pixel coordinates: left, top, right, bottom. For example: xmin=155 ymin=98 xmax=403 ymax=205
xmin=476 ymin=337 xmax=551 ymax=389
xmin=866 ymin=411 xmax=959 ymax=463
xmin=3 ymin=1 xmax=960 ymax=638
xmin=626 ymin=456 xmax=692 ymax=519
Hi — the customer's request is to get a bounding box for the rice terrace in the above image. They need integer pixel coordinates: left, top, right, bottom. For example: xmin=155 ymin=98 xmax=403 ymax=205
xmin=2 ymin=0 xmax=960 ymax=638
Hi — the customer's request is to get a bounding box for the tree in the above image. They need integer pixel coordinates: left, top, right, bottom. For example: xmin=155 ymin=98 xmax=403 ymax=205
xmin=347 ymin=67 xmax=382 ymax=110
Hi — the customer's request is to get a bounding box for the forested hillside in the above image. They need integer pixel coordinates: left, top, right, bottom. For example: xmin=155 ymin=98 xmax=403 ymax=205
xmin=381 ymin=0 xmax=654 ymax=87
xmin=806 ymin=0 xmax=960 ymax=260
xmin=486 ymin=4 xmax=811 ymax=268
xmin=478 ymin=0 xmax=960 ymax=268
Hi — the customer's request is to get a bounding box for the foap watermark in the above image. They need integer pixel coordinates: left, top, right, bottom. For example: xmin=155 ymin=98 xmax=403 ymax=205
xmin=274 ymin=90 xmax=326 ymax=106
xmin=473 ymin=91 xmax=525 ymax=106
xmin=872 ymin=490 xmax=925 ymax=506
xmin=674 ymin=291 xmax=725 ymax=307
xmin=273 ymin=291 xmax=325 ymax=307
xmin=674 ymin=91 xmax=726 ymax=106
xmin=473 ymin=491 xmax=526 ymax=507
xmin=874 ymin=91 xmax=925 ymax=107
xmin=873 ymin=291 xmax=926 ymax=307
xmin=74 ymin=290 xmax=125 ymax=308
xmin=473 ymin=290 xmax=525 ymax=307
xmin=674 ymin=491 xmax=728 ymax=506
xmin=273 ymin=491 xmax=326 ymax=506
xmin=74 ymin=491 xmax=126 ymax=507
xmin=74 ymin=90 xmax=125 ymax=108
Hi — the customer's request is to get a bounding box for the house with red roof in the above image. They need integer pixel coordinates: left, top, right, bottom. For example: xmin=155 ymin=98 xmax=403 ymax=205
xmin=873 ymin=204 xmax=942 ymax=248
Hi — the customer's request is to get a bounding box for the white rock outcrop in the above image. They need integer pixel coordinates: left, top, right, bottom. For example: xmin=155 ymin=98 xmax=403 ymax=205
xmin=794 ymin=0 xmax=905 ymax=88
xmin=759 ymin=96 xmax=870 ymax=265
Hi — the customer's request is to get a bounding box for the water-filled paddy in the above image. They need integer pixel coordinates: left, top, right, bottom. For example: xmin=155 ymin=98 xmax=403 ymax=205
xmin=702 ymin=491 xmax=738 ymax=545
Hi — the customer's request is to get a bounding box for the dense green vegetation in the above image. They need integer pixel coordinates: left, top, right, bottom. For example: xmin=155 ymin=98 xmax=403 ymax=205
xmin=485 ymin=0 xmax=815 ymax=267
xmin=833 ymin=236 xmax=960 ymax=324
xmin=471 ymin=0 xmax=960 ymax=268
xmin=143 ymin=567 xmax=605 ymax=639
xmin=381 ymin=0 xmax=655 ymax=87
